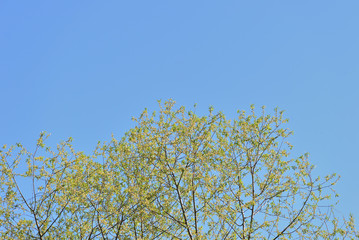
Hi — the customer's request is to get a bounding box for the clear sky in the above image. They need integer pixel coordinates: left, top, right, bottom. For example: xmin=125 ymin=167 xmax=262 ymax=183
xmin=1 ymin=1 xmax=358 ymax=225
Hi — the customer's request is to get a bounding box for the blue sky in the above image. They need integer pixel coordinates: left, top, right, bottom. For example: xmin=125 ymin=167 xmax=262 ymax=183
xmin=1 ymin=1 xmax=358 ymax=224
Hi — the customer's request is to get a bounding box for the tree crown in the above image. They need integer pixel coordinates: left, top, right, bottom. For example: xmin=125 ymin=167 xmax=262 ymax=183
xmin=0 ymin=100 xmax=357 ymax=239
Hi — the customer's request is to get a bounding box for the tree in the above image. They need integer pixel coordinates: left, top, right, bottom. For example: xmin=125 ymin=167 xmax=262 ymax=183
xmin=0 ymin=100 xmax=357 ymax=239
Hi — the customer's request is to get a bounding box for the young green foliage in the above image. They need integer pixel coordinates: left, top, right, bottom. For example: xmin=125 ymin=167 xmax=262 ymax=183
xmin=0 ymin=100 xmax=357 ymax=239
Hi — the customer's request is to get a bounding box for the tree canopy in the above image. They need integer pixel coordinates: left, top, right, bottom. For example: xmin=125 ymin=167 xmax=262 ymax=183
xmin=0 ymin=100 xmax=357 ymax=239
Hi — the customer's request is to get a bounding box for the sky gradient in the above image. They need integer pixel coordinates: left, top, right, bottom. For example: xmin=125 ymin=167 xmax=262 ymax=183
xmin=1 ymin=1 xmax=358 ymax=225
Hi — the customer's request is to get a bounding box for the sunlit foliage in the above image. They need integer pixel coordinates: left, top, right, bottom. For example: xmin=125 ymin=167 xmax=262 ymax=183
xmin=1 ymin=100 xmax=357 ymax=239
